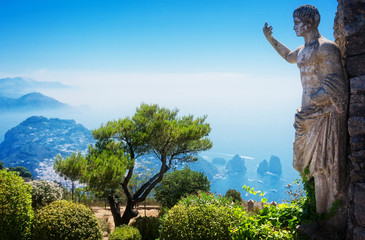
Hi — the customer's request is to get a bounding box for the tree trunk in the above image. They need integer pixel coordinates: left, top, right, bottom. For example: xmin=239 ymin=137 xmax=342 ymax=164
xmin=71 ymin=181 xmax=74 ymax=202
xmin=120 ymin=199 xmax=139 ymax=226
xmin=107 ymin=195 xmax=123 ymax=227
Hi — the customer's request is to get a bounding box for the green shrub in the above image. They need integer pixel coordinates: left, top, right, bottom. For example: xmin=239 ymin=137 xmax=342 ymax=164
xmin=225 ymin=189 xmax=242 ymax=203
xmin=160 ymin=191 xmax=242 ymax=240
xmin=231 ymin=203 xmax=302 ymax=239
xmin=32 ymin=200 xmax=102 ymax=240
xmin=0 ymin=169 xmax=33 ymax=240
xmin=31 ymin=180 xmax=63 ymax=210
xmin=130 ymin=216 xmax=159 ymax=240
xmin=154 ymin=167 xmax=210 ymax=208
xmin=109 ymin=225 xmax=142 ymax=240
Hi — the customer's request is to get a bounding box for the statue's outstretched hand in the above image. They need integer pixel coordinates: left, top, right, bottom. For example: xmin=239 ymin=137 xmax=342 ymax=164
xmin=263 ymin=22 xmax=273 ymax=38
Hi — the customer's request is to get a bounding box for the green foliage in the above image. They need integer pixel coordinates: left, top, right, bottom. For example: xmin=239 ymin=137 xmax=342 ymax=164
xmin=57 ymin=103 xmax=213 ymax=226
xmin=31 ymin=180 xmax=63 ymax=210
xmin=232 ymin=204 xmax=303 ymax=239
xmin=298 ymin=168 xmax=343 ymax=224
xmin=54 ymin=152 xmax=88 ymax=200
xmin=0 ymin=169 xmax=33 ymax=240
xmin=160 ymin=191 xmax=242 ymax=240
xmin=243 ymin=185 xmax=267 ymax=203
xmin=83 ymin=141 xmax=131 ymax=193
xmin=0 ymin=160 xmax=4 ymax=169
xmin=130 ymin=216 xmax=160 ymax=240
xmin=154 ymin=167 xmax=210 ymax=208
xmin=225 ymin=189 xmax=243 ymax=203
xmin=109 ymin=225 xmax=142 ymax=240
xmin=299 ymin=169 xmax=318 ymax=222
xmin=133 ymin=104 xmax=213 ymax=162
xmin=32 ymin=200 xmax=102 ymax=240
xmin=8 ymin=166 xmax=33 ymax=179
xmin=232 ymin=171 xmax=344 ymax=239
xmin=54 ymin=152 xmax=86 ymax=183
xmin=232 ymin=175 xmax=319 ymax=239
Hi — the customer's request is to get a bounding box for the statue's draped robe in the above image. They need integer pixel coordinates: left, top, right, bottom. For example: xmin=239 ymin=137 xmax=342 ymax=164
xmin=293 ymin=73 xmax=348 ymax=212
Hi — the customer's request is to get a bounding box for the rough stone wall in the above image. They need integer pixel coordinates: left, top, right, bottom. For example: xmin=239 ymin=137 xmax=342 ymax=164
xmin=334 ymin=0 xmax=365 ymax=239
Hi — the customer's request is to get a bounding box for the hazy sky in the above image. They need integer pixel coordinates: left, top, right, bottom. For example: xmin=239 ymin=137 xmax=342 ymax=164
xmin=0 ymin=0 xmax=339 ymax=170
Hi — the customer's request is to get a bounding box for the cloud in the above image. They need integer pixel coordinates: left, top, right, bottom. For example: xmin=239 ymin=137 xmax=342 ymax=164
xmin=16 ymin=69 xmax=301 ymax=113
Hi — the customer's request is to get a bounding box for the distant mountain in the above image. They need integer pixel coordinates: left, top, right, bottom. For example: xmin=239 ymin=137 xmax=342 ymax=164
xmin=0 ymin=77 xmax=68 ymax=98
xmin=0 ymin=116 xmax=94 ymax=179
xmin=0 ymin=92 xmax=70 ymax=112
xmin=212 ymin=157 xmax=226 ymax=166
xmin=226 ymin=154 xmax=247 ymax=173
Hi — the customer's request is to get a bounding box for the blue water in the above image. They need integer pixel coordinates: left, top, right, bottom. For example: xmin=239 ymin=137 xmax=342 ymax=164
xmin=210 ymin=162 xmax=300 ymax=203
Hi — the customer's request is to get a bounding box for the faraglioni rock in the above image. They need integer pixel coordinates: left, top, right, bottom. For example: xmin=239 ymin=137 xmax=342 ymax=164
xmin=257 ymin=159 xmax=269 ymax=175
xmin=226 ymin=154 xmax=247 ymax=173
xmin=0 ymin=116 xmax=94 ymax=179
xmin=268 ymin=155 xmax=282 ymax=176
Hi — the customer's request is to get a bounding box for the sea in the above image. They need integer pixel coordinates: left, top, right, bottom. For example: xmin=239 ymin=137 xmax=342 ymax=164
xmin=208 ymin=156 xmax=301 ymax=203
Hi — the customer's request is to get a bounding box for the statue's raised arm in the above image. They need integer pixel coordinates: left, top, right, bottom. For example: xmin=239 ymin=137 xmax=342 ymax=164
xmin=263 ymin=22 xmax=299 ymax=64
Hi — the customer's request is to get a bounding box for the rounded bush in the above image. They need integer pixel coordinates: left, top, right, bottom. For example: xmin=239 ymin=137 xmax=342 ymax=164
xmin=154 ymin=167 xmax=210 ymax=208
xmin=225 ymin=189 xmax=242 ymax=203
xmin=31 ymin=179 xmax=63 ymax=210
xmin=0 ymin=169 xmax=33 ymax=240
xmin=160 ymin=192 xmax=242 ymax=240
xmin=130 ymin=216 xmax=159 ymax=240
xmin=32 ymin=200 xmax=102 ymax=240
xmin=109 ymin=225 xmax=142 ymax=240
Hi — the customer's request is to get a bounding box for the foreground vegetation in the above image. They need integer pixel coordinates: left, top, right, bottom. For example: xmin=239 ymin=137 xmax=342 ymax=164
xmin=1 ymin=103 xmax=330 ymax=239
xmin=1 ymin=166 xmax=321 ymax=240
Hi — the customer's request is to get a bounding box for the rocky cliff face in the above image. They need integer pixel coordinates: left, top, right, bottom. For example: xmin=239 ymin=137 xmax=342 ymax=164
xmin=335 ymin=1 xmax=365 ymax=238
xmin=0 ymin=116 xmax=94 ymax=179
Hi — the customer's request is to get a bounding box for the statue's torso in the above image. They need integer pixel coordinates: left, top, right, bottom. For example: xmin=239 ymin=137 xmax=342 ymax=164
xmin=297 ymin=38 xmax=324 ymax=108
xmin=296 ymin=36 xmax=343 ymax=109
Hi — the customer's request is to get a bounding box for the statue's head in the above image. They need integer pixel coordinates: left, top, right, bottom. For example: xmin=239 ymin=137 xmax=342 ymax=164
xmin=293 ymin=5 xmax=320 ymax=36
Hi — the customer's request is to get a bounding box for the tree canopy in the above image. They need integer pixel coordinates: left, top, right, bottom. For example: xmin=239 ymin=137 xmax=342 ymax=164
xmin=54 ymin=103 xmax=212 ymax=226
